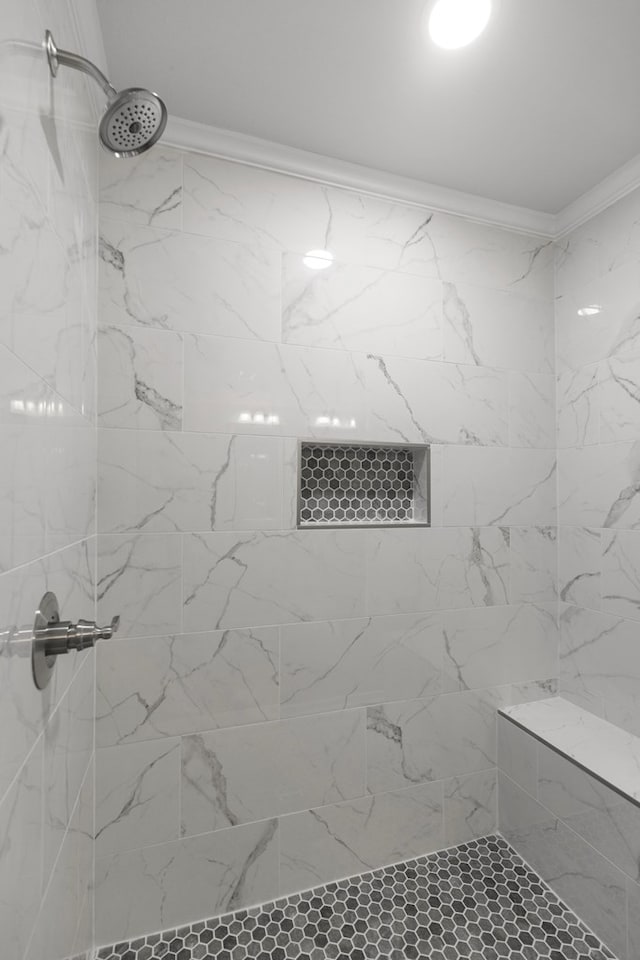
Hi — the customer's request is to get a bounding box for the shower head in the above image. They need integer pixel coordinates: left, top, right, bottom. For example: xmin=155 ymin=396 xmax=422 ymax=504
xmin=99 ymin=88 xmax=167 ymax=158
xmin=45 ymin=30 xmax=167 ymax=158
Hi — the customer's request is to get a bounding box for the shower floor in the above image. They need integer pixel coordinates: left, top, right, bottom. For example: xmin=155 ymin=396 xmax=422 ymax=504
xmin=96 ymin=835 xmax=615 ymax=960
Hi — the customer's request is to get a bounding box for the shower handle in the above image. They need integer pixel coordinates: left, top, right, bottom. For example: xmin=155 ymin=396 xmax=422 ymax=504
xmin=31 ymin=591 xmax=120 ymax=690
xmin=36 ymin=613 xmax=120 ymax=655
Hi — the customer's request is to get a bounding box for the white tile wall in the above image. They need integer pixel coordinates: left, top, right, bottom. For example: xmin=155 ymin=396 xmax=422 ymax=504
xmin=0 ymin=1 xmax=99 ymax=958
xmin=94 ymin=144 xmax=557 ymax=945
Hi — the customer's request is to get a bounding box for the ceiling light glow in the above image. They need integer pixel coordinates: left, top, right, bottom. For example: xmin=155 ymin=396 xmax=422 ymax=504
xmin=303 ymin=249 xmax=334 ymax=270
xmin=577 ymin=305 xmax=602 ymax=317
xmin=428 ymin=0 xmax=492 ymax=49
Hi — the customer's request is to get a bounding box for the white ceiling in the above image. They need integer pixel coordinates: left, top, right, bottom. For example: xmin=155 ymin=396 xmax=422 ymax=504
xmin=97 ymin=0 xmax=640 ymax=214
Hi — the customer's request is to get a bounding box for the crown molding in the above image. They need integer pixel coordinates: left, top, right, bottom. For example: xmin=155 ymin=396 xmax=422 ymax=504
xmin=554 ymin=151 xmax=640 ymax=238
xmin=161 ymin=114 xmax=640 ymax=242
xmin=164 ymin=115 xmax=557 ymax=239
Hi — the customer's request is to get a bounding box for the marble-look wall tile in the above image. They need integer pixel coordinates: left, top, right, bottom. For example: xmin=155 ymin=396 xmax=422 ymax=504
xmin=182 ymin=153 xmax=554 ymax=299
xmin=556 ymin=366 xmax=599 ymax=448
xmin=280 ymin=614 xmax=443 ymax=717
xmin=497 ymin=715 xmax=538 ymax=795
xmin=180 ymin=710 xmax=365 ymax=834
xmin=97 ymin=628 xmax=279 ymax=747
xmin=442 ymin=447 xmax=556 ymax=526
xmin=94 ymin=819 xmax=279 ymax=945
xmin=601 ymin=528 xmax=640 ymax=620
xmin=0 ymin=537 xmax=95 ymax=800
xmin=98 ymin=324 xmax=183 ymax=430
xmin=99 ymin=429 xmax=284 ymax=533
xmin=537 ymin=743 xmax=640 ymax=884
xmin=0 ymin=346 xmax=96 ymax=570
xmin=183 ymin=335 xmax=368 ymax=439
xmin=366 ymin=689 xmax=498 ymax=794
xmin=508 ymin=372 xmax=555 ymax=448
xmin=499 ymin=772 xmax=628 ymax=960
xmin=363 ymin=353 xmax=508 ymax=446
xmin=558 ymin=440 xmax=640 ymax=528
xmin=182 ymin=529 xmax=367 ymax=631
xmin=25 ymin=761 xmax=94 ymax=960
xmin=559 ymin=604 xmax=640 ymax=738
xmin=443 ymin=281 xmax=554 ymax=373
xmin=510 ymin=526 xmax=557 ymax=603
xmin=99 ymin=147 xmax=183 ymax=228
xmin=279 ymin=782 xmax=444 ymax=896
xmin=95 ymin=739 xmax=181 ymax=857
xmin=441 ymin=603 xmax=557 ymax=692
xmin=558 ymin=526 xmax=600 ymax=607
xmin=365 ymin=526 xmax=509 ymax=616
xmin=43 ymin=653 xmax=94 ymax=882
xmin=282 ymin=253 xmax=443 ymax=359
xmin=0 ymin=741 xmax=43 ymax=960
xmin=100 ymin=219 xmax=281 ymax=340
xmin=600 ymin=356 xmax=640 ymax=443
xmin=628 ymin=879 xmax=640 ymax=960
xmin=98 ymin=533 xmax=182 ymax=638
xmin=443 ymin=769 xmax=497 ymax=846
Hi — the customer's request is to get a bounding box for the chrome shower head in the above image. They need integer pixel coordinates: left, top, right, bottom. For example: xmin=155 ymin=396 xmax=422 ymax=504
xmin=99 ymin=88 xmax=167 ymax=158
xmin=45 ymin=30 xmax=167 ymax=158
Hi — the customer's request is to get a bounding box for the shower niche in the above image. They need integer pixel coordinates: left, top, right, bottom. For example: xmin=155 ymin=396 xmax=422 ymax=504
xmin=297 ymin=442 xmax=430 ymax=528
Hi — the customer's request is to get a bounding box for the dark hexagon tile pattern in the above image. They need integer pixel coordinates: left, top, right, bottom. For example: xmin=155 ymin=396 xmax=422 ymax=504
xmin=298 ymin=444 xmax=426 ymax=526
xmin=96 ymin=835 xmax=616 ymax=960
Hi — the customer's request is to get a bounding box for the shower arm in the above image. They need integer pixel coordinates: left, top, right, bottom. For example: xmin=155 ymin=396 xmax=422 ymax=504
xmin=45 ymin=30 xmax=117 ymax=100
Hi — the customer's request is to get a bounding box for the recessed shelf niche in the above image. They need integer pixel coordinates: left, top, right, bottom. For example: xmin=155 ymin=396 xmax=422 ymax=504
xmin=297 ymin=442 xmax=430 ymax=528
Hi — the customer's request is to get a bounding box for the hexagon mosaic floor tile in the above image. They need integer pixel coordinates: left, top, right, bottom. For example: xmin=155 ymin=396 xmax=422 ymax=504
xmin=96 ymin=836 xmax=615 ymax=960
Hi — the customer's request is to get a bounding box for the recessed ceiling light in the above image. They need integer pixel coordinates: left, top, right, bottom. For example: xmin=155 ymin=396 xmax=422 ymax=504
xmin=303 ymin=249 xmax=334 ymax=270
xmin=577 ymin=304 xmax=602 ymax=317
xmin=427 ymin=0 xmax=492 ymax=50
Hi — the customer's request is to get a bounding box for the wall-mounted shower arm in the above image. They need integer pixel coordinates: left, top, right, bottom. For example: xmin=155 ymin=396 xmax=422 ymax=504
xmin=45 ymin=29 xmax=117 ymax=99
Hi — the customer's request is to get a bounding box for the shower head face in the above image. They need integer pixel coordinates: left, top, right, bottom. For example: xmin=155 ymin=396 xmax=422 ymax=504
xmin=99 ymin=87 xmax=168 ymax=158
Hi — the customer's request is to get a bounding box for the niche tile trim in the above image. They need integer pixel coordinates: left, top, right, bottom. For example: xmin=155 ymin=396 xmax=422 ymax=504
xmin=298 ymin=442 xmax=430 ymax=528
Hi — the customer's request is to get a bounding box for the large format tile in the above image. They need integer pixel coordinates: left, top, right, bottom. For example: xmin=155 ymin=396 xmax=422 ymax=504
xmin=99 ymin=429 xmax=284 ymax=533
xmin=183 ymin=335 xmax=368 ymax=439
xmin=99 ymin=147 xmax=182 ymax=228
xmin=279 ymin=782 xmax=444 ymax=895
xmin=98 ymin=323 xmax=183 ymax=430
xmin=43 ymin=653 xmax=94 ymax=882
xmin=282 ymin=253 xmax=442 ymax=359
xmin=100 ymin=220 xmax=280 ymax=340
xmin=601 ymin=528 xmax=640 ymax=621
xmin=0 ymin=741 xmax=43 ymax=960
xmin=97 ymin=533 xmax=182 ymax=638
xmin=96 ymin=628 xmax=279 ymax=746
xmin=441 ymin=603 xmax=558 ymax=692
xmin=499 ymin=773 xmax=628 ymax=960
xmin=510 ymin=526 xmax=557 ymax=603
xmin=443 ymin=280 xmax=554 ymax=373
xmin=182 ymin=529 xmax=367 ymax=631
xmin=442 ymin=447 xmax=556 ymax=525
xmin=366 ymin=689 xmax=498 ymax=794
xmin=537 ymin=742 xmax=640 ymax=883
xmin=443 ymin=769 xmax=497 ymax=846
xmin=365 ymin=526 xmax=510 ymax=615
xmin=180 ymin=710 xmax=365 ymax=834
xmin=96 ymin=739 xmax=181 ymax=856
xmin=280 ymin=614 xmax=443 ymax=718
xmin=558 ymin=526 xmax=600 ymax=607
xmin=94 ymin=819 xmax=279 ymax=945
xmin=559 ymin=604 xmax=640 ymax=738
xmin=558 ymin=440 xmax=640 ymax=528
xmin=362 ymin=353 xmax=508 ymax=446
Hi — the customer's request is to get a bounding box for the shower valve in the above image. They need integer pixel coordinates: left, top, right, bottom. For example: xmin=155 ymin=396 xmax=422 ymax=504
xmin=31 ymin=591 xmax=120 ymax=690
xmin=36 ymin=614 xmax=120 ymax=656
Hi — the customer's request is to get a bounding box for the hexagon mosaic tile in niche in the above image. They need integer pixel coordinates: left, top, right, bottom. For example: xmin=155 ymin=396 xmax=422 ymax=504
xmin=298 ymin=443 xmax=429 ymax=527
xmin=96 ymin=835 xmax=615 ymax=960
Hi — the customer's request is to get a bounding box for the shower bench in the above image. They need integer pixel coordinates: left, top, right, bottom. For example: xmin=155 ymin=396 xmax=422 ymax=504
xmin=499 ymin=695 xmax=640 ymax=807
